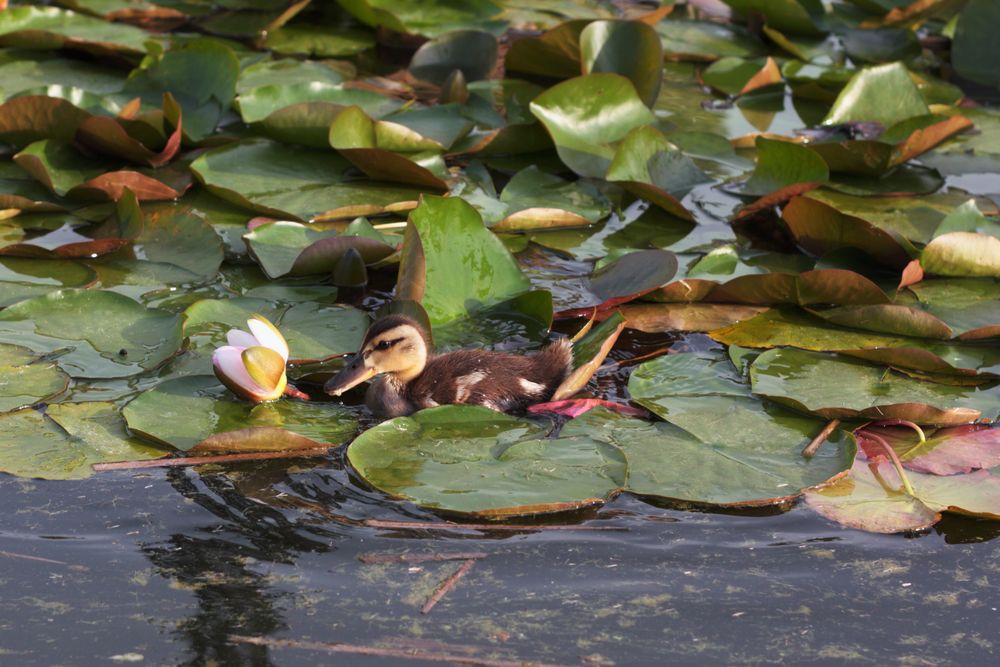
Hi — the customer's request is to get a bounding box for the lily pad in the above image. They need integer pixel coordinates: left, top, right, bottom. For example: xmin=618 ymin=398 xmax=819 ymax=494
xmin=551 ymin=311 xmax=625 ymax=401
xmin=123 ymin=375 xmax=357 ymax=452
xmin=908 ymin=279 xmax=1000 ymax=339
xmin=491 ymin=166 xmax=612 ymax=231
xmin=627 ymin=349 xmax=856 ymax=506
xmin=805 ymin=458 xmax=1000 ymax=533
xmin=397 ymin=196 xmax=531 ymax=325
xmin=605 ymin=126 xmax=704 ymax=221
xmin=922 ymin=232 xmax=1000 ymax=278
xmin=656 ymin=19 xmax=766 ymax=61
xmin=580 ymin=20 xmax=663 ymax=107
xmin=0 ymin=289 xmax=183 ymax=378
xmin=244 ymin=220 xmax=396 ymax=279
xmin=0 ymin=257 xmax=97 ymax=308
xmin=530 ymin=73 xmax=656 ymax=178
xmin=749 ymin=347 xmax=1000 ymax=425
xmin=951 ymin=0 xmax=1000 ymax=88
xmin=347 ymin=405 xmax=626 ymax=518
xmin=0 ymin=6 xmax=151 ymax=56
xmin=709 ymin=308 xmax=1000 ymax=376
xmin=823 ymin=62 xmax=929 ymax=128
xmin=0 ymin=343 xmax=69 ymax=413
xmin=409 ymin=29 xmax=498 ymax=85
xmin=0 ymin=401 xmax=167 ymax=480
xmin=855 ymin=423 xmax=1000 ymax=476
xmin=558 ymin=249 xmax=678 ymax=317
xmin=190 ymin=139 xmax=426 ymax=221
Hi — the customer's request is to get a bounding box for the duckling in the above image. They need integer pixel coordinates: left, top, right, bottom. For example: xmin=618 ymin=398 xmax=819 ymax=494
xmin=324 ymin=314 xmax=572 ymax=419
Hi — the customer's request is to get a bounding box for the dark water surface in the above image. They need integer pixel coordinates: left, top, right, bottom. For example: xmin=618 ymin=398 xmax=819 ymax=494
xmin=1 ymin=458 xmax=997 ymax=666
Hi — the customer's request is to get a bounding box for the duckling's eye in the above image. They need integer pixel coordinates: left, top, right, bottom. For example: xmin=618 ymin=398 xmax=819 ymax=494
xmin=374 ymin=340 xmax=392 ymax=351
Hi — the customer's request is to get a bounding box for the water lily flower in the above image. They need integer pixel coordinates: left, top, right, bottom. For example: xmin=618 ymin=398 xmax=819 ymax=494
xmin=212 ymin=314 xmax=307 ymax=402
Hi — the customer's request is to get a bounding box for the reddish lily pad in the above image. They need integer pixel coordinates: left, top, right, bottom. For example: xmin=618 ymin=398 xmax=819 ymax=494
xmin=855 ymin=423 xmax=1000 ymax=476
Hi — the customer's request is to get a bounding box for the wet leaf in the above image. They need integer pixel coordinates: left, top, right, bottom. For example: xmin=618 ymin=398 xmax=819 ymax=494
xmin=530 ymin=73 xmax=656 ymax=178
xmin=722 ymin=0 xmax=823 ymax=36
xmin=739 ymin=137 xmax=828 ymax=197
xmin=347 ymin=405 xmax=626 ymax=518
xmin=559 ymin=249 xmax=678 ymax=317
xmin=0 ymin=289 xmax=183 ymax=378
xmin=0 ymin=6 xmax=151 ymax=56
xmin=750 ymin=347 xmax=999 ymax=425
xmin=618 ymin=303 xmax=770 ymax=333
xmin=0 ymin=343 xmax=69 ymax=413
xmin=628 ymin=349 xmax=855 ymax=506
xmin=397 ymin=196 xmax=531 ymax=325
xmin=856 ymin=423 xmax=1000 ymax=476
xmin=492 ymin=166 xmax=612 ymax=231
xmin=123 ymin=375 xmax=356 ymax=452
xmin=0 ymin=401 xmax=166 ymax=480
xmin=908 ymin=279 xmax=1000 ymax=339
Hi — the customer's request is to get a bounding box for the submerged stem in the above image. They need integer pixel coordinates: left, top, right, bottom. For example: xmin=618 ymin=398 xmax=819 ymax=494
xmin=866 ymin=432 xmax=916 ymax=497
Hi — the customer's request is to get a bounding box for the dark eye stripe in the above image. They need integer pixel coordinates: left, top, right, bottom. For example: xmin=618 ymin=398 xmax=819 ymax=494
xmin=374 ymin=337 xmax=405 ymax=351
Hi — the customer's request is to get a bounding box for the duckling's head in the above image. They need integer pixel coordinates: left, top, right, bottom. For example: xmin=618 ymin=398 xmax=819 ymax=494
xmin=324 ymin=314 xmax=430 ymax=396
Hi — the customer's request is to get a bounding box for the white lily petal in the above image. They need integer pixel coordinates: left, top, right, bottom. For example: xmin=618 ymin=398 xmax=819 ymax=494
xmin=227 ymin=329 xmax=258 ymax=349
xmin=213 ymin=346 xmax=267 ymax=397
xmin=247 ymin=317 xmax=289 ymax=361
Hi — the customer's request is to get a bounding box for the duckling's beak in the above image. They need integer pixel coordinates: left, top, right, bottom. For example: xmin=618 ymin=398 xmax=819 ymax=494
xmin=324 ymin=354 xmax=376 ymax=396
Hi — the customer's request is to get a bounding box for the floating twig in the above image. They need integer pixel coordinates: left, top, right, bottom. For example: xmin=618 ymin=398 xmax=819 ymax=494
xmin=421 ymin=558 xmax=477 ymax=614
xmin=228 ymin=635 xmax=571 ymax=667
xmin=364 ymin=519 xmax=626 ymax=532
xmin=93 ymin=447 xmax=332 ymax=471
xmin=802 ymin=419 xmax=841 ymax=458
xmin=0 ymin=550 xmax=70 ymax=566
xmin=359 ymin=551 xmax=488 ymax=564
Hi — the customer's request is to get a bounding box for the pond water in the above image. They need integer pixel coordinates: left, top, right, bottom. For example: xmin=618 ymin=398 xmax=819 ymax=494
xmin=2 ymin=458 xmax=997 ymax=666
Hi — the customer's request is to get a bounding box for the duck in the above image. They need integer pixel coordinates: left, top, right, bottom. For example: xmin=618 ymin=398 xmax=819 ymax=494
xmin=324 ymin=314 xmax=573 ymax=419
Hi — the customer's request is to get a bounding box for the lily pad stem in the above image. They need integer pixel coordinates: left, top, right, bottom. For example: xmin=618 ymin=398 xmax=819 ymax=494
xmin=283 ymin=384 xmax=310 ymax=400
xmin=802 ymin=419 xmax=840 ymax=458
xmin=868 ymin=418 xmax=926 ymax=443
xmin=867 ymin=432 xmax=916 ymax=497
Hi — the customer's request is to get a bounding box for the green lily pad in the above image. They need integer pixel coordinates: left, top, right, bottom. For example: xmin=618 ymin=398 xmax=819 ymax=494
xmin=397 ymin=196 xmax=531 ymax=325
xmin=338 ymin=0 xmax=505 ymax=38
xmin=504 ymin=19 xmax=588 ymax=79
xmin=489 ymin=166 xmax=611 ymax=230
xmin=605 ymin=125 xmax=704 ymax=221
xmin=656 ymin=19 xmax=766 ymax=61
xmin=709 ymin=308 xmax=1000 ymax=376
xmin=409 ymin=29 xmax=498 ymax=85
xmin=0 ymin=50 xmax=126 ymax=100
xmin=0 ymin=289 xmax=183 ymax=378
xmin=123 ymin=375 xmax=357 ymax=452
xmin=530 ymin=73 xmax=656 ymax=178
xmin=951 ymin=0 xmax=1000 ymax=88
xmin=580 ymin=20 xmax=663 ymax=107
xmin=190 ymin=139 xmax=426 ymax=221
xmin=0 ymin=343 xmax=69 ymax=413
xmin=805 ymin=458 xmax=1000 ymax=533
xmin=238 ymin=64 xmax=398 ymax=124
xmin=823 ymin=62 xmax=929 ymax=128
xmin=627 ymin=349 xmax=856 ymax=505
xmin=739 ymin=137 xmax=829 ymax=197
xmin=183 ymin=297 xmax=368 ymax=364
xmin=750 ymin=347 xmax=1000 ymax=425
xmin=0 ymin=6 xmax=152 ymax=56
xmin=0 ymin=257 xmax=97 ymax=308
xmin=347 ymin=405 xmax=626 ymax=518
xmin=723 ymin=0 xmax=823 ymax=37
xmin=0 ymin=401 xmax=167 ymax=480
xmin=244 ymin=220 xmax=396 ymax=279
xmin=123 ymin=39 xmax=239 ymax=142
xmin=558 ymin=249 xmax=678 ymax=316
xmin=328 ymin=106 xmax=449 ymax=190
xmin=263 ymin=24 xmax=375 ymax=58
xmin=908 ymin=279 xmax=1000 ymax=339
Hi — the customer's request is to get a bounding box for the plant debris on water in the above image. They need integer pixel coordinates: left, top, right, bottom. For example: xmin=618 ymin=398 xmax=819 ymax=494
xmin=1 ymin=0 xmax=999 ymax=540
